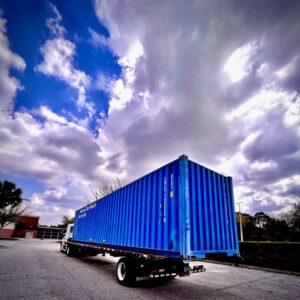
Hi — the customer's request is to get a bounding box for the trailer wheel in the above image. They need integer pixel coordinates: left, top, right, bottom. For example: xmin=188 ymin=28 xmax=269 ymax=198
xmin=116 ymin=257 xmax=136 ymax=285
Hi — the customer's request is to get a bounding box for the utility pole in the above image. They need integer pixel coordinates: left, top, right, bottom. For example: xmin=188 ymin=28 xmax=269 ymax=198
xmin=236 ymin=202 xmax=244 ymax=242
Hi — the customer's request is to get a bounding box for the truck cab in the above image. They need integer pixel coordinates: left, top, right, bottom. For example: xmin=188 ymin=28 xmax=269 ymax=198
xmin=60 ymin=223 xmax=73 ymax=253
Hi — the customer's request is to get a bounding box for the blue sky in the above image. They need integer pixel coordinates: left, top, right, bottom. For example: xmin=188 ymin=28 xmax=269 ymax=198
xmin=1 ymin=0 xmax=120 ymax=132
xmin=0 ymin=0 xmax=299 ymax=225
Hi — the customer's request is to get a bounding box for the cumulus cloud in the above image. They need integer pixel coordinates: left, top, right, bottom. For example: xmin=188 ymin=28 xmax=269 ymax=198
xmin=93 ymin=0 xmax=300 ymax=216
xmin=1 ymin=0 xmax=300 ymax=224
xmin=0 ymin=18 xmax=26 ymax=112
xmin=30 ymin=182 xmax=91 ymax=225
xmin=0 ymin=8 xmax=111 ymax=224
xmin=0 ymin=15 xmax=108 ymax=223
xmin=0 ymin=106 xmax=111 ymax=223
xmin=36 ymin=3 xmax=94 ymax=118
xmin=0 ymin=108 xmax=106 ymax=184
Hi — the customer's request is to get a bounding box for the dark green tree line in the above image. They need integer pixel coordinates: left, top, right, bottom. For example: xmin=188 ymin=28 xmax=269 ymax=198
xmin=237 ymin=204 xmax=300 ymax=242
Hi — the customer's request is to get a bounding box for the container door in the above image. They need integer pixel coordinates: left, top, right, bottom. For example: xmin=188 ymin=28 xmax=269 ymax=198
xmin=187 ymin=160 xmax=239 ymax=258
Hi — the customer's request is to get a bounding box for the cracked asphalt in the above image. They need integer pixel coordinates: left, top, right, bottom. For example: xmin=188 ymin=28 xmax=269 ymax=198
xmin=0 ymin=239 xmax=299 ymax=299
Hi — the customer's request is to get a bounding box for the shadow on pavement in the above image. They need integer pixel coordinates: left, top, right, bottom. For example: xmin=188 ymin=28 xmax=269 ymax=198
xmin=72 ymin=254 xmax=178 ymax=287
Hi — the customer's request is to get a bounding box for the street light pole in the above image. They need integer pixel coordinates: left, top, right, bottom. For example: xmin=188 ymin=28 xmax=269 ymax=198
xmin=236 ymin=202 xmax=244 ymax=242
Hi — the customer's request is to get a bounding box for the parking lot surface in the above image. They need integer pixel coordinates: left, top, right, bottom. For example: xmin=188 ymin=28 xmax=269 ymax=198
xmin=0 ymin=239 xmax=299 ymax=299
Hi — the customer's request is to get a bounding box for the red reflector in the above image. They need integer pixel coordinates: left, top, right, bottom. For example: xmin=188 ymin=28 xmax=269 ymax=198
xmin=152 ymin=269 xmax=165 ymax=273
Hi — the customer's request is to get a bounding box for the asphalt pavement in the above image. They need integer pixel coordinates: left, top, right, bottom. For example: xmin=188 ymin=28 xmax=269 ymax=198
xmin=0 ymin=239 xmax=299 ymax=300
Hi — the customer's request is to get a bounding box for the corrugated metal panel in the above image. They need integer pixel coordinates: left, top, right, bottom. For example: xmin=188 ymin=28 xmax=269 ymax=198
xmin=73 ymin=160 xmax=182 ymax=257
xmin=73 ymin=155 xmax=239 ymax=259
xmin=188 ymin=160 xmax=238 ymax=257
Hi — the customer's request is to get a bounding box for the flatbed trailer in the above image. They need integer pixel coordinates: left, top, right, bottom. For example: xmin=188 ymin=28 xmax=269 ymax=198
xmin=61 ymin=229 xmax=205 ymax=284
xmin=60 ymin=155 xmax=238 ymax=285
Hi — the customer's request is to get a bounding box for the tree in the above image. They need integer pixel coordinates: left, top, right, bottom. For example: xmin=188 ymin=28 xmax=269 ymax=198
xmin=286 ymin=203 xmax=300 ymax=232
xmin=265 ymin=218 xmax=290 ymax=241
xmin=236 ymin=213 xmax=256 ymax=241
xmin=254 ymin=212 xmax=271 ymax=228
xmin=58 ymin=215 xmax=75 ymax=228
xmin=90 ymin=177 xmax=128 ymax=201
xmin=283 ymin=203 xmax=300 ymax=241
xmin=0 ymin=180 xmax=27 ymax=229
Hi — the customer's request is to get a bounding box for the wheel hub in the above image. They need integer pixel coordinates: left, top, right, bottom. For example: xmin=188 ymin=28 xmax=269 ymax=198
xmin=117 ymin=262 xmax=126 ymax=281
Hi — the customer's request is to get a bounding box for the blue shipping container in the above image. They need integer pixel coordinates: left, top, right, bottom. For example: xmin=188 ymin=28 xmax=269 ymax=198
xmin=73 ymin=155 xmax=239 ymax=259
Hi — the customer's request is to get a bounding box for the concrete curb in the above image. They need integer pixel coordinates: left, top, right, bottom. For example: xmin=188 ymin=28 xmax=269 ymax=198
xmin=203 ymin=259 xmax=300 ymax=277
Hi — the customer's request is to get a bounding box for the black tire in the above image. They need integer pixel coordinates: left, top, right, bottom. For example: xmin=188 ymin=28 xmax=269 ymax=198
xmin=66 ymin=245 xmax=76 ymax=257
xmin=116 ymin=257 xmax=136 ymax=286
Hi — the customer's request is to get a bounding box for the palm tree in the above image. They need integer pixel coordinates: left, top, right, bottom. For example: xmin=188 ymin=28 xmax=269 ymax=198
xmin=0 ymin=180 xmax=26 ymax=229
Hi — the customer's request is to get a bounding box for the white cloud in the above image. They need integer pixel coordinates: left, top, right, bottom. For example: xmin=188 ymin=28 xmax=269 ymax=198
xmin=0 ymin=12 xmax=110 ymax=225
xmin=284 ymin=93 xmax=300 ymax=132
xmin=1 ymin=1 xmax=300 ymax=225
xmin=36 ymin=3 xmax=94 ymax=118
xmin=39 ymin=106 xmax=68 ymax=124
xmin=93 ymin=0 xmax=300 ymax=218
xmin=223 ymin=41 xmax=259 ymax=83
xmin=88 ymin=27 xmax=108 ymax=48
xmin=106 ymin=39 xmax=144 ymax=113
xmin=29 ymin=182 xmax=91 ymax=224
xmin=275 ymin=55 xmax=300 ymax=79
xmin=226 ymin=89 xmax=291 ymax=123
xmin=46 ymin=2 xmax=66 ymax=37
xmin=94 ymin=73 xmax=114 ymax=93
xmin=0 ymin=18 xmax=26 ymax=112
xmin=36 ymin=38 xmax=91 ymax=109
xmin=108 ymin=78 xmax=133 ymax=112
xmin=0 ymin=106 xmax=114 ymax=224
xmin=0 ymin=109 xmax=106 ymax=183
